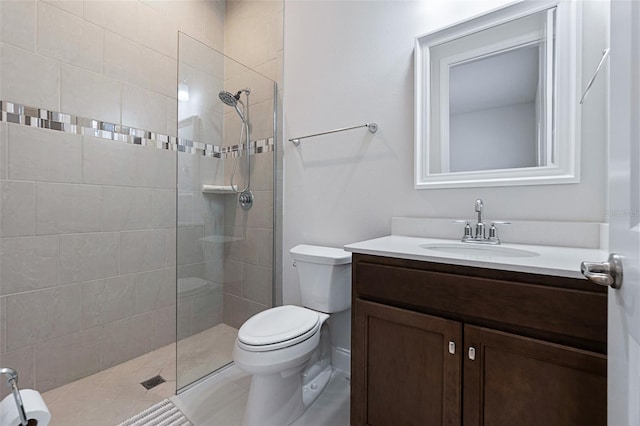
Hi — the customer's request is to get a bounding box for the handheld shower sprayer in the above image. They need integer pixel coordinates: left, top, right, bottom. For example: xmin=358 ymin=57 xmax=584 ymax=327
xmin=219 ymin=88 xmax=253 ymax=209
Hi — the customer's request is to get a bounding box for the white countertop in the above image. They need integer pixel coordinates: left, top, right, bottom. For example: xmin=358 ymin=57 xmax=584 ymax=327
xmin=344 ymin=235 xmax=608 ymax=279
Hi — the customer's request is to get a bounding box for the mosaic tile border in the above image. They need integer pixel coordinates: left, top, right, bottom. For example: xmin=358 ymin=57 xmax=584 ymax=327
xmin=0 ymin=101 xmax=274 ymax=158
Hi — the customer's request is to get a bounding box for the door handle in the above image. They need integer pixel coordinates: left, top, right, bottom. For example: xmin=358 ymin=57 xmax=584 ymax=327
xmin=581 ymin=253 xmax=623 ymax=289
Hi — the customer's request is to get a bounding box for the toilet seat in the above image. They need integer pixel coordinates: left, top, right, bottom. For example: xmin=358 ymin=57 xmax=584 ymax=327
xmin=237 ymin=305 xmax=321 ymax=352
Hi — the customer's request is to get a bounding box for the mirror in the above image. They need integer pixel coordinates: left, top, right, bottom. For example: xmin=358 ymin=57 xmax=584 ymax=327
xmin=415 ymin=0 xmax=581 ymax=189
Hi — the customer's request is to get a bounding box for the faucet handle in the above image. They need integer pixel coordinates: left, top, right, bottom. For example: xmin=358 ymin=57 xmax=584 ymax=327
xmin=488 ymin=222 xmax=511 ymax=242
xmin=453 ymin=220 xmax=473 ymax=240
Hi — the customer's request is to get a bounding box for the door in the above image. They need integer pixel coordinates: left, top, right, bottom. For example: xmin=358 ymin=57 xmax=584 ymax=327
xmin=351 ymin=300 xmax=462 ymax=426
xmin=607 ymin=1 xmax=640 ymax=425
xmin=463 ymin=325 xmax=606 ymax=426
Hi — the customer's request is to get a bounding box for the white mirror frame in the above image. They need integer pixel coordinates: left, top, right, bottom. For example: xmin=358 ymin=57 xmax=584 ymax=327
xmin=414 ymin=0 xmax=581 ymax=189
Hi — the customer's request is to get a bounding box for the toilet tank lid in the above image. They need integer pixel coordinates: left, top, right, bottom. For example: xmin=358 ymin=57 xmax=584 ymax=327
xmin=290 ymin=244 xmax=352 ymax=265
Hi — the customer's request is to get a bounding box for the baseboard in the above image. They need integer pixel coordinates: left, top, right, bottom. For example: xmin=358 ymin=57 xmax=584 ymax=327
xmin=332 ymin=346 xmax=351 ymax=375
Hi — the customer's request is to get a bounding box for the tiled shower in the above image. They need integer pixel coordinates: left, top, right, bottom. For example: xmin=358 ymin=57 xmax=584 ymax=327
xmin=0 ymin=0 xmax=283 ymax=418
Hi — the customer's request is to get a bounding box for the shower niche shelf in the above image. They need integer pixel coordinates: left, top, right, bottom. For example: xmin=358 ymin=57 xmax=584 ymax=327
xmin=202 ymin=184 xmax=236 ymax=194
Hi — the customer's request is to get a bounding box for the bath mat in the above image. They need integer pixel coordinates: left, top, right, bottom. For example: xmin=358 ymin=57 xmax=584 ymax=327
xmin=117 ymin=399 xmax=192 ymax=426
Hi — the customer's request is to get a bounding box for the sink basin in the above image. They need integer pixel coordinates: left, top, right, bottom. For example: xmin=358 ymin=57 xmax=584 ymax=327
xmin=419 ymin=243 xmax=539 ymax=258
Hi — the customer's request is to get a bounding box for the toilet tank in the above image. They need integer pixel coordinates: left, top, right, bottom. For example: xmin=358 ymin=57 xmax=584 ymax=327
xmin=290 ymin=245 xmax=352 ymax=313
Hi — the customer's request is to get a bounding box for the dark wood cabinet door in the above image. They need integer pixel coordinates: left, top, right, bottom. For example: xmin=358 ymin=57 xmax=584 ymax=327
xmin=352 ymin=299 xmax=462 ymax=426
xmin=462 ymin=325 xmax=607 ymax=426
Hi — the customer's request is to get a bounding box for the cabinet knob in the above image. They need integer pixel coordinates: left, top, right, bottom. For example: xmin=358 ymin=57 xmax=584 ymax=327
xmin=468 ymin=346 xmax=476 ymax=361
xmin=448 ymin=341 xmax=456 ymax=355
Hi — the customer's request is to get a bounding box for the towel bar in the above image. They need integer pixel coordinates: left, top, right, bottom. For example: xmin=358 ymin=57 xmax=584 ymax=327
xmin=289 ymin=122 xmax=378 ymax=146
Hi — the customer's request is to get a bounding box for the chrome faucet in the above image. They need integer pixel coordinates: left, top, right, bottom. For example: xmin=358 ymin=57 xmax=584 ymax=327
xmin=474 ymin=199 xmax=485 ymax=240
xmin=458 ymin=199 xmax=509 ymax=245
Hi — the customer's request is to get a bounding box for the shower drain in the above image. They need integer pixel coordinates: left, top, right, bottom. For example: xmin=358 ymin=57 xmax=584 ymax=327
xmin=140 ymin=375 xmax=166 ymax=390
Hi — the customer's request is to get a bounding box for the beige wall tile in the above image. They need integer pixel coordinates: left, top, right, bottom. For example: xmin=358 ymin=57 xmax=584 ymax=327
xmin=222 ymin=293 xmax=265 ymax=329
xmin=119 ymin=229 xmax=167 ymax=274
xmin=178 ymin=191 xmax=194 ymax=225
xmin=101 ymin=313 xmax=153 ymax=368
xmin=152 ymin=189 xmax=177 ymax=229
xmin=152 ymin=304 xmax=177 ymax=349
xmin=0 ymin=123 xmax=6 ymax=180
xmin=41 ymin=0 xmax=83 ymax=17
xmin=177 ymin=296 xmax=193 ymax=340
xmin=199 ymin=155 xmax=225 ymax=188
xmin=152 ymin=51 xmax=178 ymax=98
xmin=177 ymin=226 xmax=204 ymax=265
xmin=0 ymin=236 xmax=59 ymax=296
xmin=8 ymin=125 xmax=82 ymax=183
xmin=177 ymin=262 xmax=207 ymax=283
xmin=251 ymin=152 xmax=274 ymax=191
xmin=140 ymin=0 xmax=168 ymax=15
xmin=83 ymin=136 xmax=138 ymax=187
xmin=0 ymin=345 xmax=35 ymax=399
xmin=222 ymin=259 xmax=242 ymax=297
xmin=81 ymin=275 xmax=136 ymax=329
xmin=167 ymin=96 xmax=178 ymax=137
xmin=1 ymin=181 xmax=35 ymax=237
xmin=178 ymin=151 xmax=200 ymax=192
xmin=35 ymin=328 xmax=101 ymax=392
xmin=36 ymin=183 xmax=102 ymax=235
xmin=104 ymin=31 xmax=155 ymax=92
xmin=101 ymin=186 xmax=153 ymax=231
xmin=204 ymin=0 xmax=225 ymax=51
xmin=61 ymin=65 xmax=121 ymax=124
xmin=1 ymin=43 xmax=60 ymax=111
xmin=37 ymin=2 xmax=103 ymax=72
xmin=6 ymin=284 xmax=81 ymax=351
xmin=122 ymin=84 xmax=168 ymax=134
xmin=226 ymin=226 xmax=257 ymax=264
xmin=179 ymin=32 xmax=223 ymax=76
xmin=246 ymin=190 xmax=273 ymax=229
xmin=242 ymin=264 xmax=271 ymax=305
xmin=59 ymin=232 xmax=120 ymax=284
xmin=168 ymin=0 xmax=205 ymax=41
xmin=138 ymin=145 xmax=175 ymax=189
xmin=135 ymin=267 xmax=176 ymax=314
xmin=246 ymin=99 xmax=274 ymax=141
xmin=191 ymin=283 xmax=223 ymax=333
xmin=0 ymin=297 xmax=5 ymax=352
xmin=136 ymin=1 xmax=178 ymax=59
xmin=256 ymin=228 xmax=273 ymax=268
xmin=83 ymin=0 xmax=138 ymax=41
xmin=85 ymin=137 xmax=175 ymax=190
xmin=165 ymin=228 xmax=177 ymax=268
xmin=0 ymin=0 xmax=36 ymax=51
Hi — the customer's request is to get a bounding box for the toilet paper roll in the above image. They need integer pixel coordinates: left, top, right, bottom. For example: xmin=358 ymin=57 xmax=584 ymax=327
xmin=0 ymin=389 xmax=51 ymax=426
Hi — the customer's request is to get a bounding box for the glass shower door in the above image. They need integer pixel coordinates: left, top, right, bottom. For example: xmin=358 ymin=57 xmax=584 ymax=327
xmin=176 ymin=33 xmax=277 ymax=390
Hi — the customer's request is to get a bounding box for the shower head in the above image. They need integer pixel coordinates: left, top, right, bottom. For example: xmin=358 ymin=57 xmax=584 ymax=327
xmin=219 ymin=89 xmax=249 ymax=122
xmin=219 ymin=90 xmax=240 ymax=107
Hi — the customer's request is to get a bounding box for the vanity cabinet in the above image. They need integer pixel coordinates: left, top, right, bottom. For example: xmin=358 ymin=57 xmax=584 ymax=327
xmin=351 ymin=254 xmax=607 ymax=426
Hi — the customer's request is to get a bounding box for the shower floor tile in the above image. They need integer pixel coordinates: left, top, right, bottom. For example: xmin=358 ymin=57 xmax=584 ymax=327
xmin=42 ymin=344 xmax=176 ymax=426
xmin=41 ymin=323 xmax=238 ymax=426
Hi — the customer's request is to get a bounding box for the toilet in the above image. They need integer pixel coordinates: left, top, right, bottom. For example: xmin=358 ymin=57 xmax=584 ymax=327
xmin=232 ymin=244 xmax=352 ymax=426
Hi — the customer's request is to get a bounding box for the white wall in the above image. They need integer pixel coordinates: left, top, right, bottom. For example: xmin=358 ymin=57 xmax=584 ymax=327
xmin=283 ymin=1 xmax=609 ymax=351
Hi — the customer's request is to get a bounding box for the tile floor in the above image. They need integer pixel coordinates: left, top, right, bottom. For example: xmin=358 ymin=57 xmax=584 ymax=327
xmin=40 ymin=322 xmax=349 ymax=426
xmin=42 ymin=324 xmax=237 ymax=426
xmin=172 ymin=365 xmax=350 ymax=426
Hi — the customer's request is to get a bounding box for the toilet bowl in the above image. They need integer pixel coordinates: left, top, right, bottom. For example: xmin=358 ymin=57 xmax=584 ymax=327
xmin=232 ymin=244 xmax=352 ymax=426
